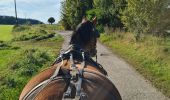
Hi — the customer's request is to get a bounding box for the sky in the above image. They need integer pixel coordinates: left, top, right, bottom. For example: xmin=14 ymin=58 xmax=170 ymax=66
xmin=0 ymin=0 xmax=62 ymax=23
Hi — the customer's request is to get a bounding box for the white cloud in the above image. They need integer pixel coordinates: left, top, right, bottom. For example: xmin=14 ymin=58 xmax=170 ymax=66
xmin=0 ymin=0 xmax=62 ymax=23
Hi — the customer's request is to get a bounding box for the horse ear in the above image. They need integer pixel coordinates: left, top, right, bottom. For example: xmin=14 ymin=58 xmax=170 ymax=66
xmin=82 ymin=16 xmax=87 ymax=23
xmin=92 ymin=17 xmax=97 ymax=25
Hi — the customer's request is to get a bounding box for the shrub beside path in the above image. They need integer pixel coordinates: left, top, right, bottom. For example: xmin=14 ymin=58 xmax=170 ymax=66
xmin=58 ymin=31 xmax=169 ymax=100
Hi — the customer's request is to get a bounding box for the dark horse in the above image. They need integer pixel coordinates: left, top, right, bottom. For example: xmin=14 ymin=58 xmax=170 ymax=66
xmin=19 ymin=17 xmax=122 ymax=100
xmin=69 ymin=17 xmax=99 ymax=57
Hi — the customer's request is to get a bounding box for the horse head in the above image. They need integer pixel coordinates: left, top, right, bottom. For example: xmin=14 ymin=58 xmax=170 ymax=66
xmin=70 ymin=17 xmax=99 ymax=57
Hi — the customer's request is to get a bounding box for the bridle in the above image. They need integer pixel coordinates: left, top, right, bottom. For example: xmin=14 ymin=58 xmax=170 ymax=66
xmin=22 ymin=44 xmax=107 ymax=100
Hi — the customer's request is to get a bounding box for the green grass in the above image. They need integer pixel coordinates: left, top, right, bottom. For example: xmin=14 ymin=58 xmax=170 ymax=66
xmin=0 ymin=25 xmax=64 ymax=99
xmin=0 ymin=50 xmax=19 ymax=69
xmin=100 ymin=33 xmax=170 ymax=98
xmin=0 ymin=25 xmax=13 ymax=41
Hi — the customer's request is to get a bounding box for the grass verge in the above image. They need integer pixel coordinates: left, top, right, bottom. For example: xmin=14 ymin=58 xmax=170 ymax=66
xmin=100 ymin=33 xmax=170 ymax=98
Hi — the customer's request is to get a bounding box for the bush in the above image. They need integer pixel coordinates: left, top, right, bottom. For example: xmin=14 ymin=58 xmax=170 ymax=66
xmin=96 ymin=24 xmax=104 ymax=33
xmin=0 ymin=41 xmax=19 ymax=50
xmin=5 ymin=77 xmax=17 ymax=88
xmin=10 ymin=62 xmax=21 ymax=70
xmin=12 ymin=31 xmax=55 ymax=41
xmin=20 ymin=64 xmax=38 ymax=76
xmin=39 ymin=24 xmax=47 ymax=28
xmin=163 ymin=31 xmax=170 ymax=38
xmin=12 ymin=25 xmax=31 ymax=32
xmin=35 ymin=29 xmax=48 ymax=35
xmin=9 ymin=49 xmax=51 ymax=76
xmin=163 ymin=47 xmax=169 ymax=53
xmin=0 ymin=41 xmax=10 ymax=49
xmin=34 ymin=33 xmax=55 ymax=41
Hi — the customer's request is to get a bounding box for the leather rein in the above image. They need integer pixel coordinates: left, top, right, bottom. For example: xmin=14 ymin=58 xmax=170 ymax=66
xmin=22 ymin=45 xmax=107 ymax=100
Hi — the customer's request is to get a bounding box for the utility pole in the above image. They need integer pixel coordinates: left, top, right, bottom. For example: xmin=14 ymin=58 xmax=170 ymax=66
xmin=14 ymin=0 xmax=18 ymax=25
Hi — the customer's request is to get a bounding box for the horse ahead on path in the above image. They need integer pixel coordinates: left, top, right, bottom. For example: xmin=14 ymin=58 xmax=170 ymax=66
xmin=19 ymin=17 xmax=122 ymax=100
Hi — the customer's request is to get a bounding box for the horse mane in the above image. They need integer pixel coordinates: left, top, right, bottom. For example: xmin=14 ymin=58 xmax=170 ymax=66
xmin=70 ymin=21 xmax=96 ymax=48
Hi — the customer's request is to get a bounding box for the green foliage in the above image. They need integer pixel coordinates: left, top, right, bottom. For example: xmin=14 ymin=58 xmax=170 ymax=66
xmin=100 ymin=32 xmax=170 ymax=97
xmin=48 ymin=17 xmax=55 ymax=24
xmin=49 ymin=34 xmax=64 ymax=42
xmin=0 ymin=41 xmax=19 ymax=50
xmin=14 ymin=49 xmax=51 ymax=76
xmin=60 ymin=0 xmax=169 ymax=39
xmin=61 ymin=0 xmax=93 ymax=29
xmin=0 ymin=24 xmax=64 ymax=99
xmin=0 ymin=41 xmax=10 ymax=49
xmin=12 ymin=25 xmax=31 ymax=32
xmin=12 ymin=25 xmax=57 ymax=41
xmin=12 ymin=32 xmax=55 ymax=41
xmin=96 ymin=24 xmax=104 ymax=33
xmin=5 ymin=77 xmax=17 ymax=88
xmin=0 ymin=25 xmax=13 ymax=41
xmin=0 ymin=49 xmax=53 ymax=99
xmin=121 ymin=0 xmax=169 ymax=37
xmin=99 ymin=34 xmax=113 ymax=43
xmin=61 ymin=0 xmax=126 ymax=31
xmin=87 ymin=0 xmax=125 ymax=28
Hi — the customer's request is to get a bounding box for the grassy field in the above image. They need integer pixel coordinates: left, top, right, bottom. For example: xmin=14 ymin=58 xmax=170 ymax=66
xmin=100 ymin=32 xmax=170 ymax=97
xmin=0 ymin=25 xmax=64 ymax=99
xmin=0 ymin=25 xmax=13 ymax=41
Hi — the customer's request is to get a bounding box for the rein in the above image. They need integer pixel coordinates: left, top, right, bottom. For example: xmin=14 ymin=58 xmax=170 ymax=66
xmin=22 ymin=45 xmax=107 ymax=100
xmin=63 ymin=48 xmax=87 ymax=100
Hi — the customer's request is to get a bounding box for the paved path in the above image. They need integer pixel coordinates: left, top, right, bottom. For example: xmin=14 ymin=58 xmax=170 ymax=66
xmin=58 ymin=31 xmax=169 ymax=100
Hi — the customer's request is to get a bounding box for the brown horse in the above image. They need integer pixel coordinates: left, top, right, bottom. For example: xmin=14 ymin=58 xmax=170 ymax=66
xmin=19 ymin=18 xmax=122 ymax=100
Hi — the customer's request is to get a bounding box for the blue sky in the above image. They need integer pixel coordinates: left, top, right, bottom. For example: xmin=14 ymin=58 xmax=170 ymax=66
xmin=0 ymin=0 xmax=62 ymax=23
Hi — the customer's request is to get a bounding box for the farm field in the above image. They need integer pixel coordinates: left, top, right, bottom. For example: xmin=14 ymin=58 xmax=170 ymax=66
xmin=0 ymin=25 xmax=64 ymax=99
xmin=0 ymin=25 xmax=13 ymax=41
xmin=0 ymin=25 xmax=17 ymax=72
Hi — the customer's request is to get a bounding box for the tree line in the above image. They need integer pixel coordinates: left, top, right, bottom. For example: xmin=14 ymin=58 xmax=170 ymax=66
xmin=61 ymin=0 xmax=170 ymax=38
xmin=0 ymin=16 xmax=43 ymax=25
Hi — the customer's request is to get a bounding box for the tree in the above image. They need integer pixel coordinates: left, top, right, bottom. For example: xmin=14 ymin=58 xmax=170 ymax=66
xmin=87 ymin=0 xmax=126 ymax=29
xmin=121 ymin=0 xmax=169 ymax=37
xmin=61 ymin=0 xmax=94 ymax=30
xmin=48 ymin=17 xmax=55 ymax=24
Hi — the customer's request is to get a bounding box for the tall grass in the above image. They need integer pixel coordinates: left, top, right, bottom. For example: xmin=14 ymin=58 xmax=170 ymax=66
xmin=0 ymin=25 xmax=64 ymax=99
xmin=100 ymin=32 xmax=170 ymax=97
xmin=12 ymin=25 xmax=58 ymax=41
xmin=0 ymin=49 xmax=53 ymax=99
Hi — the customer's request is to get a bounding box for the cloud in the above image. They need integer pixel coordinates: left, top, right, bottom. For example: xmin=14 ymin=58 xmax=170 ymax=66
xmin=0 ymin=0 xmax=62 ymax=23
